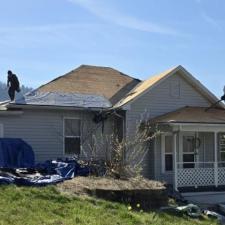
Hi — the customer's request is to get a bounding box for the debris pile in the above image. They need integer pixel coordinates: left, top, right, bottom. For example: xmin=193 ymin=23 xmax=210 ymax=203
xmin=0 ymin=137 xmax=90 ymax=186
xmin=0 ymin=159 xmax=90 ymax=186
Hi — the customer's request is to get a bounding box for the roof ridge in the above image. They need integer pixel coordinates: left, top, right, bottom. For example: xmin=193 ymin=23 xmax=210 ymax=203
xmin=79 ymin=64 xmax=140 ymax=81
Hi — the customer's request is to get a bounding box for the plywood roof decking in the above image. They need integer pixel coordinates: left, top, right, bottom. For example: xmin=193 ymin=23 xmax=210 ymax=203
xmin=38 ymin=65 xmax=140 ymax=105
xmin=151 ymin=106 xmax=225 ymax=124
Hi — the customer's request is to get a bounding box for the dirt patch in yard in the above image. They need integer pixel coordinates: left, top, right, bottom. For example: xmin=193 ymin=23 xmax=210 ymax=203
xmin=57 ymin=176 xmax=167 ymax=209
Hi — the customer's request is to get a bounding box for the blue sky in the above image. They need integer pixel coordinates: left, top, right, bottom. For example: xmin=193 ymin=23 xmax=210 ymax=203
xmin=0 ymin=0 xmax=224 ymax=97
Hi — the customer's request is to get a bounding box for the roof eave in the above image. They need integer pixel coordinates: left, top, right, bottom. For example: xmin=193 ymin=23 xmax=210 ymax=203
xmin=7 ymin=103 xmax=112 ymax=111
xmin=155 ymin=121 xmax=225 ymax=125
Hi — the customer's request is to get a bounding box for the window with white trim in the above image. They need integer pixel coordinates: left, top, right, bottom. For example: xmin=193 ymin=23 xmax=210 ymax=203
xmin=64 ymin=118 xmax=81 ymax=155
xmin=182 ymin=136 xmax=195 ymax=168
xmin=164 ymin=136 xmax=173 ymax=171
xmin=219 ymin=133 xmax=225 ymax=161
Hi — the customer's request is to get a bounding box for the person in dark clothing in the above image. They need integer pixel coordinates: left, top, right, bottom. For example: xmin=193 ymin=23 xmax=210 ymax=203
xmin=7 ymin=70 xmax=20 ymax=101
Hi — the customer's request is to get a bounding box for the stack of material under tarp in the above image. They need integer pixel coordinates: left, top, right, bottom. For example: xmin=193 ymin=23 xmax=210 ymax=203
xmin=0 ymin=138 xmax=90 ymax=186
xmin=0 ymin=138 xmax=35 ymax=168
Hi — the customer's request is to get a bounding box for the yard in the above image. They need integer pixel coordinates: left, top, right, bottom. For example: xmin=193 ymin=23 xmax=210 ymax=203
xmin=0 ymin=185 xmax=218 ymax=225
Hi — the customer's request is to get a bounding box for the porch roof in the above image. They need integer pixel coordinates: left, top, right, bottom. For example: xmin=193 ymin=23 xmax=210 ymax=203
xmin=151 ymin=106 xmax=225 ymax=124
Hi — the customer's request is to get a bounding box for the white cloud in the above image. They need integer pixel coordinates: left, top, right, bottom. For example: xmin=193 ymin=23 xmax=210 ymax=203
xmin=67 ymin=0 xmax=179 ymax=35
xmin=201 ymin=12 xmax=223 ymax=31
xmin=195 ymin=0 xmax=202 ymax=4
xmin=0 ymin=23 xmax=102 ymax=48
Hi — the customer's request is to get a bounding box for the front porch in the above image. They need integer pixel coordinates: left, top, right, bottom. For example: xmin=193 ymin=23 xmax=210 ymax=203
xmin=153 ymin=106 xmax=225 ymax=190
xmin=170 ymin=127 xmax=225 ymax=190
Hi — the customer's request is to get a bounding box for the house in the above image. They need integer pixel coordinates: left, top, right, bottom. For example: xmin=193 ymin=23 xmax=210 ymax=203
xmin=0 ymin=64 xmax=225 ymax=190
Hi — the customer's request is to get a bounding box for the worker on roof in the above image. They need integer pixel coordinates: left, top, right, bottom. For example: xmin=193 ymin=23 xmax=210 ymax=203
xmin=7 ymin=70 xmax=20 ymax=101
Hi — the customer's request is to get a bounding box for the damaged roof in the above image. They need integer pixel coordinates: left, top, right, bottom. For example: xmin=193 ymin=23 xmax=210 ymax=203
xmin=4 ymin=65 xmax=223 ymax=110
xmin=11 ymin=91 xmax=112 ymax=109
xmin=38 ymin=65 xmax=140 ymax=105
xmin=151 ymin=106 xmax=225 ymax=124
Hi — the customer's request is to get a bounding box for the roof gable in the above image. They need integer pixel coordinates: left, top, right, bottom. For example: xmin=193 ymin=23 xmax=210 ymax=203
xmin=114 ymin=65 xmax=224 ymax=109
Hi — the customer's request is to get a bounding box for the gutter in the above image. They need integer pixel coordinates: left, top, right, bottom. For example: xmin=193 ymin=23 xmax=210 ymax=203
xmin=155 ymin=121 xmax=225 ymax=125
xmin=0 ymin=110 xmax=24 ymax=116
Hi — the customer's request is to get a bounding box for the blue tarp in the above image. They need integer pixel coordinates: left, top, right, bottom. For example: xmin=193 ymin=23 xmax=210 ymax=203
xmin=0 ymin=138 xmax=35 ymax=168
xmin=0 ymin=138 xmax=90 ymax=186
xmin=14 ymin=175 xmax=65 ymax=186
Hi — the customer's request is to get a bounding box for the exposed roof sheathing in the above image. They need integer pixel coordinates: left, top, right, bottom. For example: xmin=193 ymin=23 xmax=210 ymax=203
xmin=151 ymin=106 xmax=225 ymax=124
xmin=38 ymin=65 xmax=140 ymax=105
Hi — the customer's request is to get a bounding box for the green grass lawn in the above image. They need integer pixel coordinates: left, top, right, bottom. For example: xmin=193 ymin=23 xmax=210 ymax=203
xmin=0 ymin=185 xmax=218 ymax=225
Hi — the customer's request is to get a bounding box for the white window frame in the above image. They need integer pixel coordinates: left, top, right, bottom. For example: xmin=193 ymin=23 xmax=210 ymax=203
xmin=161 ymin=133 xmax=173 ymax=173
xmin=63 ymin=117 xmax=82 ymax=156
xmin=180 ymin=132 xmax=198 ymax=168
xmin=0 ymin=124 xmax=3 ymax=137
xmin=219 ymin=133 xmax=225 ymax=162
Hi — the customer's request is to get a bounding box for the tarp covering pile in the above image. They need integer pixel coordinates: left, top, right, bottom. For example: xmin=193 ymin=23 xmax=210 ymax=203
xmin=0 ymin=138 xmax=90 ymax=186
xmin=0 ymin=138 xmax=35 ymax=168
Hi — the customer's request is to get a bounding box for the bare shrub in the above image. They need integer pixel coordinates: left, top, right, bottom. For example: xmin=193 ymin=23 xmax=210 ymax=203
xmin=85 ymin=120 xmax=160 ymax=179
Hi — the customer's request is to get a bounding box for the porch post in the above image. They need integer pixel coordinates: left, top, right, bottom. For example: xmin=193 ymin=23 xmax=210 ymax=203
xmin=214 ymin=132 xmax=218 ymax=187
xmin=173 ymin=132 xmax=178 ymax=190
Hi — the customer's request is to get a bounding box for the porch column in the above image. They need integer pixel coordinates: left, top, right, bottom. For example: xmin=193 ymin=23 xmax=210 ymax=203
xmin=173 ymin=132 xmax=178 ymax=190
xmin=214 ymin=132 xmax=218 ymax=187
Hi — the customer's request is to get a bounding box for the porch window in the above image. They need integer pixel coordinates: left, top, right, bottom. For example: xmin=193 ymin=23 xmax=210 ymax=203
xmin=183 ymin=136 xmax=195 ymax=168
xmin=64 ymin=118 xmax=81 ymax=155
xmin=219 ymin=133 xmax=225 ymax=161
xmin=165 ymin=136 xmax=173 ymax=171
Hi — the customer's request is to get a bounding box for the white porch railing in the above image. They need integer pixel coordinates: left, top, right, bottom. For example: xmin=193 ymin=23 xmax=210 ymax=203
xmin=177 ymin=162 xmax=225 ymax=188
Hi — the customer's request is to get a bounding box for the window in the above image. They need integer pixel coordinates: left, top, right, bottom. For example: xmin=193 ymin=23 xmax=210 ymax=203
xmin=219 ymin=133 xmax=225 ymax=161
xmin=183 ymin=136 xmax=195 ymax=168
xmin=164 ymin=136 xmax=173 ymax=171
xmin=64 ymin=118 xmax=81 ymax=155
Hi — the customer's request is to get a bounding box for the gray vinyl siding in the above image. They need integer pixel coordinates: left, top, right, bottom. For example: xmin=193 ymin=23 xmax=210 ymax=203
xmin=141 ymin=140 xmax=155 ymax=179
xmin=125 ymin=72 xmax=211 ymax=181
xmin=0 ymin=109 xmax=113 ymax=162
xmin=154 ymin=136 xmax=162 ymax=181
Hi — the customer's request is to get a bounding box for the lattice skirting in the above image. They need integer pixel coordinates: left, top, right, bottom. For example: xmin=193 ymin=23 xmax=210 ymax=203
xmin=177 ymin=168 xmax=215 ymax=187
xmin=218 ymin=168 xmax=225 ymax=185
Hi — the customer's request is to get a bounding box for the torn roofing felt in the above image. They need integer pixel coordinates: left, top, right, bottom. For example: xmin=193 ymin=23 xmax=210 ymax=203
xmin=10 ymin=91 xmax=112 ymax=108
